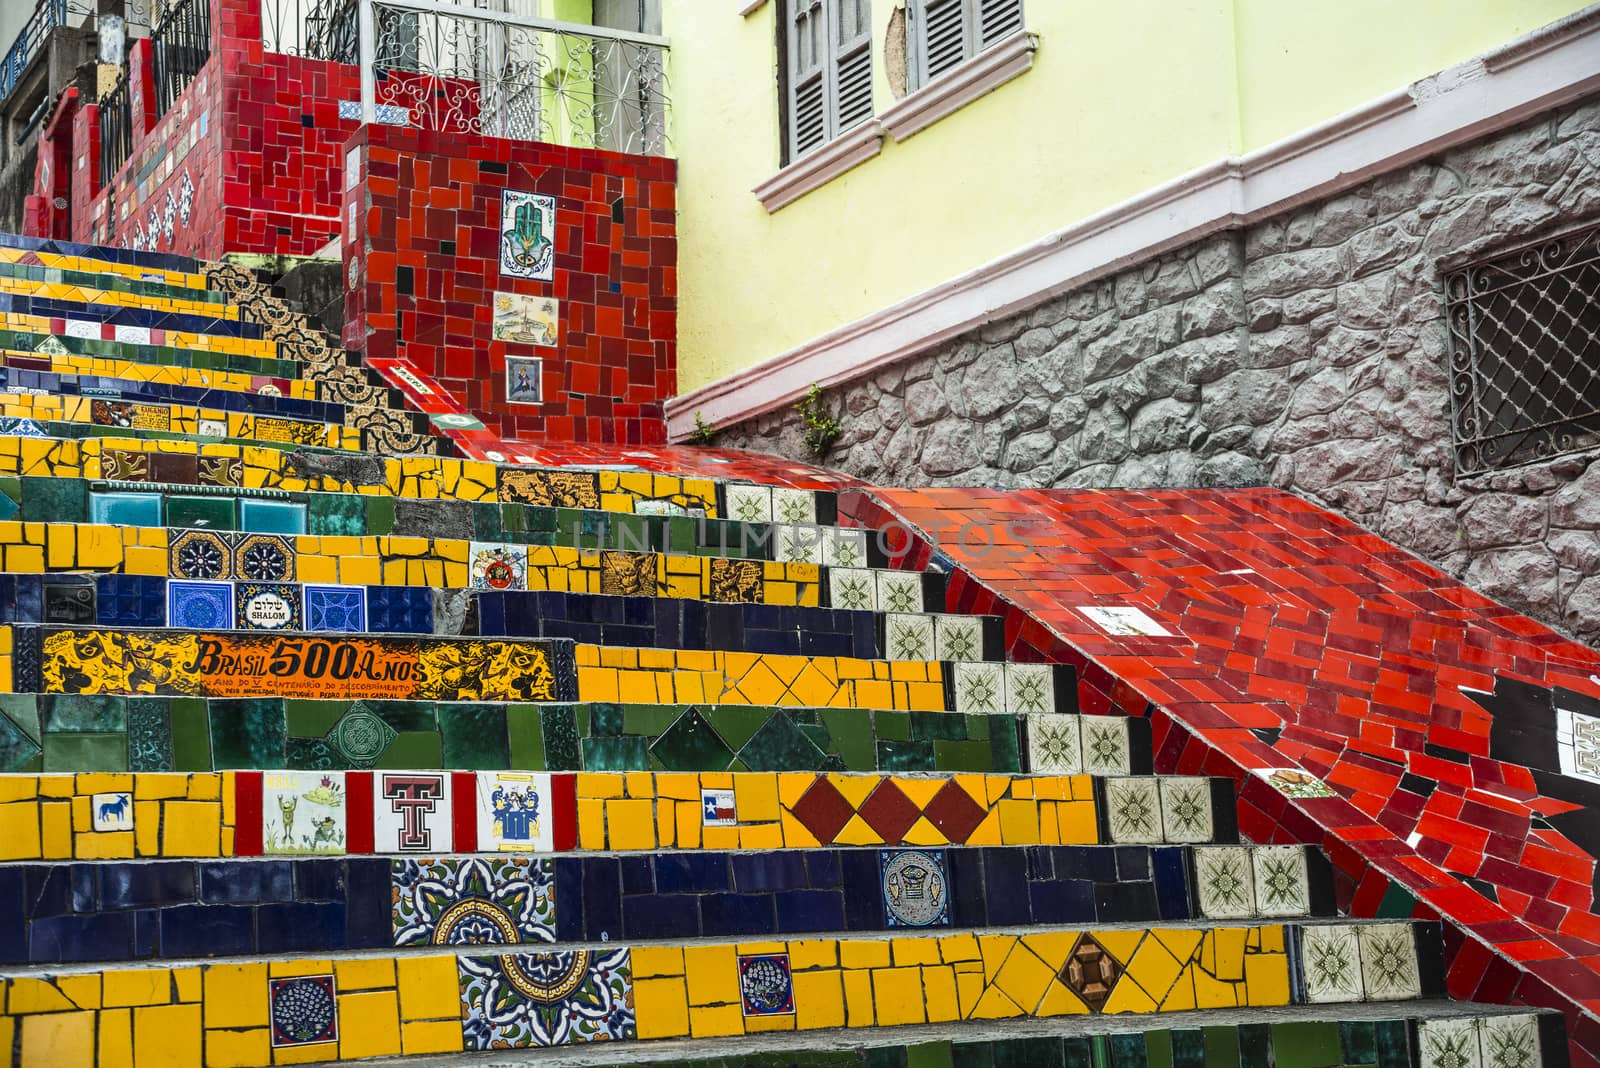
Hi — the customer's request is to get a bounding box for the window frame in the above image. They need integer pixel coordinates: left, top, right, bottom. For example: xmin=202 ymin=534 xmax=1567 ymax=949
xmin=778 ymin=0 xmax=874 ymax=165
xmin=904 ymin=0 xmax=1023 ymax=93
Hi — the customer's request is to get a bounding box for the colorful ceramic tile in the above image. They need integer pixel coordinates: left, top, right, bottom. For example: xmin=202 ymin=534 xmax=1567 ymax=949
xmin=235 ymin=582 xmax=302 ymax=631
xmin=884 ymin=613 xmax=936 ymax=661
xmin=1357 ymin=923 xmax=1421 ymax=1001
xmin=771 ymin=488 xmax=816 ymax=525
xmin=477 ymin=771 xmax=554 ymax=852
xmin=304 ymin=585 xmax=367 ymax=632
xmin=1300 ymin=924 xmax=1363 ymax=1004
xmin=198 ymin=417 xmax=227 ymax=437
xmin=1104 ymin=777 xmax=1163 ymax=844
xmin=724 ymin=484 xmax=773 ymax=523
xmin=1556 ymin=706 xmax=1600 ymax=784
xmin=1193 ymin=847 xmax=1255 ymax=919
xmin=393 ymin=857 xmax=556 ymax=946
xmin=90 ymin=791 xmax=133 ymax=832
xmin=1419 ymin=1017 xmax=1482 ymax=1068
xmin=1251 ymin=845 xmax=1311 ymax=917
xmin=822 ymin=528 xmax=867 ymax=568
xmin=506 ymin=355 xmax=543 ymax=405
xmin=469 ymin=542 xmax=529 ymax=591
xmin=880 ymin=848 xmax=950 ymax=928
xmin=829 ymin=567 xmax=876 ymax=612
xmin=459 ymin=948 xmax=634 ymax=1048
xmin=952 ymin=661 xmax=1004 ymax=715
xmin=167 ymin=580 xmax=234 ymax=630
xmin=701 ymin=788 xmax=737 ymax=826
xmin=373 ymin=771 xmax=451 ymax=851
xmin=774 ymin=524 xmax=823 ymax=564
xmin=1058 ymin=933 xmax=1123 ymax=1012
xmin=232 ymin=533 xmax=295 ymax=581
xmin=934 ymin=614 xmax=984 ymax=661
xmin=270 ymin=974 xmax=338 ymax=1048
xmin=491 ymin=292 xmax=560 ymax=347
xmin=1158 ymin=776 xmax=1213 ymax=843
xmin=262 ymin=771 xmax=347 ymax=856
xmin=1251 ymin=767 xmax=1338 ymax=799
xmin=1478 ymin=1015 xmax=1542 ymax=1068
xmin=1027 ymin=714 xmax=1082 ymax=773
xmin=876 ymin=570 xmax=924 ymax=614
xmin=499 ymin=189 xmax=556 ymax=281
xmin=1080 ymin=716 xmax=1132 ymax=775
xmin=170 ymin=529 xmax=231 ymax=580
xmin=325 ymin=704 xmax=398 ymax=767
xmin=738 ymin=953 xmax=795 ymax=1016
xmin=1004 ymin=663 xmax=1055 ymax=715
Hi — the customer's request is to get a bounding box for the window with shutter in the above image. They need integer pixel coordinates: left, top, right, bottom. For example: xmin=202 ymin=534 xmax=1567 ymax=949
xmin=908 ymin=0 xmax=1023 ymax=90
xmin=781 ymin=0 xmax=875 ymax=163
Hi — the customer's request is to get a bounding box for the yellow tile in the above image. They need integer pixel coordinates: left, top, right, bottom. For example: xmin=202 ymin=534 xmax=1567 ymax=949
xmin=674 ymin=800 xmax=701 ymax=848
xmin=1192 ymin=965 xmax=1239 ymax=1009
xmin=832 ymin=814 xmax=884 ymax=846
xmin=732 ymin=773 xmax=779 ymax=822
xmin=334 ymin=957 xmax=395 ymax=991
xmin=99 ymin=1007 xmax=133 ymax=1068
xmin=134 ymin=775 xmax=188 ymax=800
xmin=76 ymin=830 xmax=134 ymax=860
xmin=793 ymin=969 xmax=844 ymax=1031
xmin=689 ymin=1004 xmax=745 ymax=1037
xmin=1124 ymin=936 xmax=1185 ymax=1004
xmin=1211 ymin=927 xmax=1248 ymax=981
xmin=104 ymin=968 xmax=173 ymax=1008
xmin=8 ymin=977 xmax=75 ymax=1014
xmin=683 ymin=944 xmax=740 ymax=1006
xmin=0 ymin=776 xmax=37 ymax=801
xmin=631 ymin=945 xmax=685 ymax=979
xmin=161 ymin=801 xmax=220 ymax=857
xmin=401 ymin=1019 xmax=462 ymax=1055
xmin=396 ymin=956 xmax=458 ymax=1021
xmin=607 ymin=798 xmax=656 ymax=850
xmin=737 ymin=822 xmax=784 ymax=849
xmin=992 ymin=942 xmax=1055 ymax=1015
xmin=1058 ymin=800 xmax=1099 ymax=844
xmin=1161 ymin=972 xmax=1199 ymax=1012
xmin=55 ymin=974 xmax=100 ymax=1009
xmin=204 ymin=964 xmax=269 ymax=1028
xmin=1102 ymin=970 xmax=1160 ymax=1014
xmin=997 ymin=799 xmax=1040 ymax=844
xmin=1242 ymin=952 xmax=1291 ymax=1006
xmin=656 ymin=774 xmax=700 ymax=800
xmin=41 ymin=801 xmax=71 ymax=859
xmin=891 ymin=937 xmax=942 ymax=967
xmin=338 ymin=989 xmax=401 ymax=1060
xmin=939 ymin=933 xmax=981 ymax=963
xmin=0 ymin=801 xmax=41 ymax=859
xmin=839 ymin=939 xmax=890 ymax=970
xmin=968 ymin=985 xmax=1026 ymax=1020
xmin=635 ymin=977 xmax=690 ymax=1040
xmin=172 ymin=967 xmax=200 ymax=1003
xmin=78 ymin=772 xmax=133 ymax=795
xmin=964 ymin=809 xmax=1002 ymax=847
xmin=841 ymin=969 xmax=875 ymax=1027
xmin=133 ymin=1003 xmax=201 ymax=1068
xmin=872 ymin=965 xmax=926 ymax=1026
xmin=21 ymin=1010 xmax=94 ymax=1068
xmin=187 ymin=776 xmax=221 ymax=802
xmin=1037 ymin=977 xmax=1093 ymax=1017
xmin=702 ymin=824 xmax=739 ymax=850
xmin=577 ymin=799 xmax=605 ymax=850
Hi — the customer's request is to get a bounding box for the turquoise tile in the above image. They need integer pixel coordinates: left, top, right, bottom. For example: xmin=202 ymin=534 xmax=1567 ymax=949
xmin=240 ymin=499 xmax=307 ymax=534
xmin=89 ymin=491 xmax=162 ymax=527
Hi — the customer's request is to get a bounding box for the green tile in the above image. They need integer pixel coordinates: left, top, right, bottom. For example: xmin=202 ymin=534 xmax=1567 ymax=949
xmin=905 ymin=1042 xmax=952 ymax=1068
xmin=1272 ymin=1022 xmax=1341 ymax=1068
xmin=702 ymin=706 xmax=770 ymax=752
xmin=439 ymin=705 xmax=510 ymax=768
xmin=1109 ymin=1034 xmax=1147 ymax=1068
xmin=42 ymin=732 xmax=127 ymax=772
xmin=507 ymin=705 xmax=544 ymax=769
xmin=127 ymin=699 xmax=173 ymax=772
xmin=42 ymin=695 xmax=128 ymax=732
xmin=21 ymin=475 xmax=86 ymax=524
xmin=876 ymin=711 xmax=911 ymax=741
xmin=995 ymin=1039 xmax=1063 ymax=1068
xmin=590 ymin=703 xmax=623 ymax=737
xmin=1202 ymin=1025 xmax=1240 ymax=1067
xmin=365 ymin=496 xmax=396 ymax=537
xmin=820 ymin=708 xmax=873 ymax=770
xmin=209 ymin=699 xmax=287 ymax=769
xmin=285 ymin=736 xmax=338 ymax=770
xmin=0 ymin=707 xmax=42 ymax=772
xmin=876 ymin=739 xmax=934 ymax=771
xmin=989 ymin=716 xmax=1021 ymax=772
xmin=523 ymin=506 xmax=558 ymax=532
xmin=1236 ymin=1024 xmax=1269 ymax=1067
xmin=1062 ymin=1038 xmax=1093 ymax=1068
xmin=932 ymin=739 xmax=993 ymax=771
xmin=472 ymin=501 xmax=504 ymax=540
xmin=1374 ymin=1021 xmax=1411 ymax=1068
xmin=540 ymin=706 xmax=581 ymax=770
xmin=910 ymin=711 xmax=967 ymax=741
xmin=285 ymin=701 xmax=345 ymax=739
xmin=308 ymin=494 xmax=365 ymax=536
xmin=582 ymin=735 xmax=649 ymax=771
xmin=169 ymin=699 xmax=213 ymax=771
xmin=375 ymin=731 xmax=442 ymax=769
xmin=738 ymin=711 xmax=827 ymax=772
xmin=1145 ymin=1030 xmax=1176 ymax=1068
xmin=366 ymin=701 xmax=437 ymax=733
xmin=1340 ymin=1021 xmax=1377 ymax=1066
xmin=1375 ymin=880 xmax=1417 ymax=918
xmin=650 ymin=708 xmax=735 ymax=771
xmin=166 ymin=495 xmax=236 ymax=530
xmin=865 ymin=1049 xmax=909 ymax=1068
xmin=621 ymin=703 xmax=680 ymax=738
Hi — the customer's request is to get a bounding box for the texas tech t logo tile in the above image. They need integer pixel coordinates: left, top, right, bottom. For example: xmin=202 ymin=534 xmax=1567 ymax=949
xmin=374 ymin=772 xmax=451 ymax=852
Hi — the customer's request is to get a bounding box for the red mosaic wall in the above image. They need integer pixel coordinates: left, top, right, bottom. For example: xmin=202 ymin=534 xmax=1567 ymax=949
xmin=343 ymin=123 xmax=677 ymax=445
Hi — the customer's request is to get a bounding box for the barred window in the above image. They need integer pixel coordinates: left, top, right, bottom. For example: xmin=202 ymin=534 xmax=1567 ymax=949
xmin=1445 ymin=221 xmax=1600 ymax=475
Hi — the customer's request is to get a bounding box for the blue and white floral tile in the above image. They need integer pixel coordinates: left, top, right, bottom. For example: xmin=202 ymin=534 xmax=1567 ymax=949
xmin=393 ymin=856 xmax=557 ymax=947
xmin=458 ymin=948 xmax=635 ymax=1048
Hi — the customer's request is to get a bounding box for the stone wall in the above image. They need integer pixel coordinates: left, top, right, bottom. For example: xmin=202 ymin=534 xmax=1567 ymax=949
xmin=719 ymin=96 xmax=1600 ymax=644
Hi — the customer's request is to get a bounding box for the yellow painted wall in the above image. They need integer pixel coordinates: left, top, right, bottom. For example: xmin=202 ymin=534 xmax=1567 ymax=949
xmin=663 ymin=1 xmax=1589 ymax=394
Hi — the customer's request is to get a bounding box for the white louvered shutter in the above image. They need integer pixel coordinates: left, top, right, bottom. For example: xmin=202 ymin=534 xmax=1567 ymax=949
xmin=787 ymin=0 xmax=829 ymax=159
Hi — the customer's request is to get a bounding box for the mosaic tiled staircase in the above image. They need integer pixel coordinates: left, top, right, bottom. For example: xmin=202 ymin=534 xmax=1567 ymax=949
xmin=0 ymin=234 xmax=1576 ymax=1068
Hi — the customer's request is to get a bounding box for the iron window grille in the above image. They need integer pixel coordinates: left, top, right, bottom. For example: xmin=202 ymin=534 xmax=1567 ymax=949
xmin=1444 ymin=220 xmax=1600 ymax=476
xmin=98 ymin=69 xmax=133 ymax=186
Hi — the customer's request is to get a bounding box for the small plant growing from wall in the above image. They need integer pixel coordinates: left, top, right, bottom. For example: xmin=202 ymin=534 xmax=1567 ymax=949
xmin=688 ymin=412 xmax=718 ymax=446
xmin=795 ymin=384 xmax=842 ymax=458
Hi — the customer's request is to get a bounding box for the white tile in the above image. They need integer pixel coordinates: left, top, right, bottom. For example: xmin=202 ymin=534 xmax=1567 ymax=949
xmin=1158 ymin=776 xmax=1213 ymax=843
xmin=1357 ymin=923 xmax=1421 ymax=1001
xmin=262 ymin=771 xmax=347 ymax=856
xmin=773 ymin=524 xmax=824 ymax=563
xmin=952 ymin=661 xmax=1005 ymax=715
xmin=1250 ymin=845 xmax=1311 ymax=916
xmin=1192 ymin=846 xmax=1255 ymax=919
xmin=883 ymin=613 xmax=936 ymax=661
xmin=1476 ymin=1014 xmax=1542 ymax=1068
xmin=1418 ymin=1017 xmax=1482 ymax=1068
xmin=1103 ymin=777 xmax=1163 ymax=844
xmin=822 ymin=528 xmax=868 ymax=569
xmin=829 ymin=567 xmax=876 ymax=612
xmin=876 ymin=570 xmax=924 ymax=614
xmin=1004 ymin=663 xmax=1054 ymax=715
xmin=1027 ymin=714 xmax=1081 ymax=773
xmin=1079 ymin=715 xmax=1132 ymax=775
xmin=771 ymin=487 xmax=816 ymax=525
xmin=476 ymin=771 xmax=555 ymax=852
xmin=724 ymin=484 xmax=772 ymax=523
xmin=1300 ymin=924 xmax=1363 ymax=1003
xmin=933 ymin=615 xmax=984 ymax=661
xmin=372 ymin=771 xmax=453 ymax=853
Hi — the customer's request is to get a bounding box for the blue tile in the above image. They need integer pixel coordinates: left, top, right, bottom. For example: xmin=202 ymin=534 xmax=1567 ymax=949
xmin=30 ymin=912 xmax=133 ymax=963
xmin=774 ymin=889 xmax=844 ymax=934
xmin=1029 ymin=878 xmax=1092 ymax=924
xmin=132 ymin=909 xmax=159 ymax=959
xmin=1095 ymin=880 xmax=1157 ymax=923
xmin=981 ymin=851 xmax=1031 ymax=926
xmin=1114 ymin=846 xmax=1151 ymax=880
xmin=805 ymin=850 xmax=841 ymax=889
xmin=0 ymin=867 xmax=23 ymax=962
xmin=621 ymin=894 xmax=701 ymax=940
xmin=840 ymin=850 xmax=881 ymax=931
xmin=304 ymin=584 xmax=366 ymax=632
xmin=167 ymin=581 xmax=234 ymax=630
xmin=240 ymin=499 xmax=307 ymax=535
xmin=731 ymin=852 xmax=807 ymax=892
xmin=199 ymin=861 xmax=294 ymax=904
xmin=343 ymin=860 xmax=392 ymax=950
xmin=295 ymin=860 xmax=347 ymax=902
xmin=619 ymin=855 xmax=653 ymax=894
xmin=1053 ymin=845 xmax=1116 ymax=882
xmin=161 ymin=903 xmax=255 ymax=958
xmin=89 ymin=492 xmax=162 ymax=528
xmin=553 ymin=858 xmax=584 ymax=942
xmin=699 ymin=892 xmax=776 ymax=937
xmin=582 ymin=859 xmax=621 ymax=943
xmin=257 ymin=902 xmax=347 ymax=953
xmin=1152 ymin=847 xmax=1192 ymax=921
xmin=98 ymin=862 xmax=196 ymax=910
xmin=653 ymin=853 xmax=728 ymax=894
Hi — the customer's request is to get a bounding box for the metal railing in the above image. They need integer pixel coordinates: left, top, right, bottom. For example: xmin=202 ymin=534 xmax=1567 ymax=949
xmin=1445 ymin=220 xmax=1600 ymax=475
xmin=0 ymin=0 xmax=68 ymax=106
xmin=353 ymin=0 xmax=671 ymax=156
xmin=151 ymin=0 xmax=209 ymax=117
xmin=97 ymin=68 xmax=133 ymax=184
xmin=262 ymin=0 xmax=360 ymax=61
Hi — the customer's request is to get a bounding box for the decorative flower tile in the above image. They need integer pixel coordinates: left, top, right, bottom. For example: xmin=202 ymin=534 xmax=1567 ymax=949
xmin=477 ymin=771 xmax=554 ymax=851
xmin=262 ymin=772 xmax=346 ymax=856
xmin=880 ymin=848 xmax=949 ymax=928
xmin=771 ymin=488 xmax=816 ymax=525
xmin=373 ymin=770 xmax=449 ymax=849
xmin=1356 ymin=923 xmax=1421 ymax=1001
xmin=458 ymin=948 xmax=634 ymax=1048
xmin=934 ymin=615 xmax=984 ymax=662
xmin=269 ymin=974 xmax=338 ymax=1047
xmin=1079 ymin=716 xmax=1132 ymax=775
xmin=393 ymin=857 xmax=556 ymax=946
xmin=1027 ymin=714 xmax=1081 ymax=774
xmin=774 ymin=524 xmax=823 ymax=564
xmin=233 ymin=533 xmax=295 ymax=582
xmin=170 ymin=529 xmax=231 ymax=580
xmin=1419 ymin=1017 xmax=1483 ymax=1068
xmin=469 ymin=542 xmax=529 ymax=591
xmin=738 ymin=953 xmax=795 ymax=1016
xmin=822 ymin=528 xmax=867 ymax=569
xmin=884 ymin=613 xmax=935 ymax=661
xmin=724 ymin=484 xmax=772 ymax=523
xmin=305 ymin=584 xmax=367 ymax=632
xmin=952 ymin=662 xmax=1005 ymax=715
xmin=236 ymin=582 xmax=302 ymax=631
xmin=1251 ymin=845 xmax=1311 ymax=917
xmin=167 ymin=580 xmax=233 ymax=629
xmin=1158 ymin=776 xmax=1213 ymax=843
xmin=1477 ymin=1015 xmax=1542 ymax=1068
xmin=1300 ymin=924 xmax=1363 ymax=1003
xmin=1004 ymin=663 xmax=1055 ymax=715
xmin=876 ymin=570 xmax=924 ymax=614
xmin=1193 ymin=847 xmax=1255 ymax=919
xmin=1104 ymin=778 xmax=1163 ymax=844
xmin=829 ymin=568 xmax=876 ymax=612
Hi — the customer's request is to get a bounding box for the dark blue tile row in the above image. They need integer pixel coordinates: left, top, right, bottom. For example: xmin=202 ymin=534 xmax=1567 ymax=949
xmin=0 ymin=292 xmax=266 ymax=341
xmin=0 ymin=232 xmax=205 ymax=274
xmin=0 ymin=859 xmax=392 ymax=965
xmin=0 ymin=366 xmax=356 ymax=425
